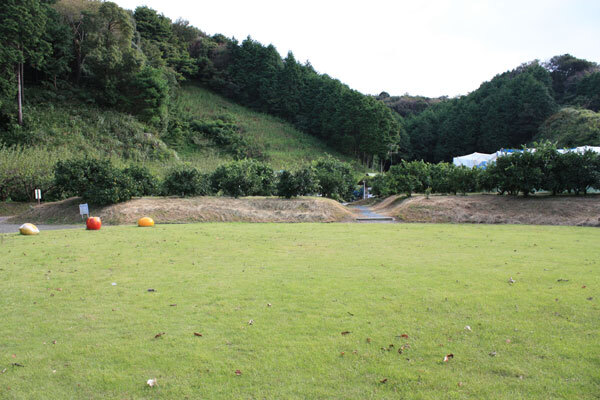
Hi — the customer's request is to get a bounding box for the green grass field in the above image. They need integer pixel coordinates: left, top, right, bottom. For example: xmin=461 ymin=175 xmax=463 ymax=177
xmin=1 ymin=223 xmax=599 ymax=399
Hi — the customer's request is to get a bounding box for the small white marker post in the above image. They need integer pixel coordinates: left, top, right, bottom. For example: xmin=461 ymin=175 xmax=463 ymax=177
xmin=34 ymin=189 xmax=42 ymax=205
xmin=79 ymin=203 xmax=89 ymax=220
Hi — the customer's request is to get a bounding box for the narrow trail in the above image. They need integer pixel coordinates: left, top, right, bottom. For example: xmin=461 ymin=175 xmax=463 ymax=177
xmin=350 ymin=206 xmax=395 ymax=223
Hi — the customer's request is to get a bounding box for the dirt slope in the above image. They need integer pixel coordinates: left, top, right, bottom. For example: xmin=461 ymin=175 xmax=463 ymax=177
xmin=8 ymin=197 xmax=356 ymax=225
xmin=372 ymin=194 xmax=600 ymax=226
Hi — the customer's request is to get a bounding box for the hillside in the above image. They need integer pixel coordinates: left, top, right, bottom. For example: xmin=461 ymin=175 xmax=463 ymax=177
xmin=170 ymin=84 xmax=358 ymax=172
xmin=3 ymin=84 xmax=357 ymax=177
xmin=533 ymin=107 xmax=600 ymax=147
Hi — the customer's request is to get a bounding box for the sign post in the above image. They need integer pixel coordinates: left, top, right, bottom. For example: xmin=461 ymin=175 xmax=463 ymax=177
xmin=34 ymin=189 xmax=42 ymax=205
xmin=79 ymin=203 xmax=89 ymax=220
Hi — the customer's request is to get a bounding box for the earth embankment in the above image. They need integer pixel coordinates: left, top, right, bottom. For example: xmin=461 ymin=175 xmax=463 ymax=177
xmin=7 ymin=196 xmax=356 ymax=225
xmin=371 ymin=194 xmax=600 ymax=226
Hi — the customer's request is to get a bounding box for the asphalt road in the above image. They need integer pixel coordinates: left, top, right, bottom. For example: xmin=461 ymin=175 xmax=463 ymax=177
xmin=0 ymin=217 xmax=82 ymax=234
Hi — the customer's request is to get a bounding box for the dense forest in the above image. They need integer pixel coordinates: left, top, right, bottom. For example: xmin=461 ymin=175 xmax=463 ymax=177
xmin=382 ymin=54 xmax=600 ymax=163
xmin=1 ymin=0 xmax=599 ymax=169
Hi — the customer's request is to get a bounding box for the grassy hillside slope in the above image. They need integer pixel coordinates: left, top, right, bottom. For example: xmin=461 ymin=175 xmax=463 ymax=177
xmin=172 ymin=84 xmax=356 ymax=171
xmin=7 ymin=85 xmax=356 ymax=177
xmin=534 ymin=107 xmax=600 ymax=147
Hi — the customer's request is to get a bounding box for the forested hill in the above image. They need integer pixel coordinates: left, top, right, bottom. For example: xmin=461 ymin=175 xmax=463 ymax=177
xmin=1 ymin=1 xmax=599 ymax=168
xmin=379 ymin=54 xmax=600 ymax=163
xmin=0 ymin=0 xmax=400 ymax=169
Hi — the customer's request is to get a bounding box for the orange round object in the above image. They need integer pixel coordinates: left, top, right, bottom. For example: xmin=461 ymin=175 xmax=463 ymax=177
xmin=138 ymin=217 xmax=155 ymax=227
xmin=86 ymin=216 xmax=102 ymax=230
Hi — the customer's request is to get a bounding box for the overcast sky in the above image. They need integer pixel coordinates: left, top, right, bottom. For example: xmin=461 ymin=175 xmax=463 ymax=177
xmin=112 ymin=0 xmax=600 ymax=98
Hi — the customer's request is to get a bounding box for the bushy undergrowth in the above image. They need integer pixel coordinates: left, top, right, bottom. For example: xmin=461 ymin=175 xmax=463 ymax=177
xmin=0 ymin=145 xmax=69 ymax=202
xmin=163 ymin=166 xmax=211 ymax=197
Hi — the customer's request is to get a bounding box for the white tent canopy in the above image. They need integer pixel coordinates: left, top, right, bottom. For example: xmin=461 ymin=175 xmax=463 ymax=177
xmin=453 ymin=146 xmax=600 ymax=168
xmin=452 ymin=152 xmax=496 ymax=168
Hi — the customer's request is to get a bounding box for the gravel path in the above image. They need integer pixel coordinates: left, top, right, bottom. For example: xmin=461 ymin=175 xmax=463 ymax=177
xmin=0 ymin=217 xmax=82 ymax=234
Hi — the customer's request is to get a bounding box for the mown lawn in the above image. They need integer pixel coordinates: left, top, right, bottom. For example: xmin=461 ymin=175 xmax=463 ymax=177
xmin=0 ymin=223 xmax=598 ymax=399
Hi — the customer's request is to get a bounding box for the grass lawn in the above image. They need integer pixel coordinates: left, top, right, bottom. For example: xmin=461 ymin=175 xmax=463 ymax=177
xmin=1 ymin=223 xmax=599 ymax=399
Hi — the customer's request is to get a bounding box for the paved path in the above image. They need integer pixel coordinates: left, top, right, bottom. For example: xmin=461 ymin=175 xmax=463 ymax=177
xmin=351 ymin=206 xmax=395 ymax=223
xmin=0 ymin=217 xmax=82 ymax=234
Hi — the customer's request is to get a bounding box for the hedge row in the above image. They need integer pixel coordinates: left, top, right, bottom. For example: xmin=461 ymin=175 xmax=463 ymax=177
xmin=47 ymin=156 xmax=356 ymax=205
xmin=371 ymin=145 xmax=600 ymax=197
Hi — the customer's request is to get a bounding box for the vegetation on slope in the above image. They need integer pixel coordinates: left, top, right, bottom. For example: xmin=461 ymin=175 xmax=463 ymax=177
xmin=534 ymin=107 xmax=600 ymax=147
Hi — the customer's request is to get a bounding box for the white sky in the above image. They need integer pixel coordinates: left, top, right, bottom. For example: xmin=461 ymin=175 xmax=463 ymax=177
xmin=112 ymin=0 xmax=600 ymax=98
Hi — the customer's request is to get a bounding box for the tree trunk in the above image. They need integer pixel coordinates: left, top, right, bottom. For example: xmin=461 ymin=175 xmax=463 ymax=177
xmin=17 ymin=64 xmax=23 ymax=125
xmin=20 ymin=62 xmax=24 ymax=103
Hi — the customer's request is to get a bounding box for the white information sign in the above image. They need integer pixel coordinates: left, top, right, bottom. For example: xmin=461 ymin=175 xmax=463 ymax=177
xmin=79 ymin=203 xmax=89 ymax=217
xmin=34 ymin=189 xmax=42 ymax=200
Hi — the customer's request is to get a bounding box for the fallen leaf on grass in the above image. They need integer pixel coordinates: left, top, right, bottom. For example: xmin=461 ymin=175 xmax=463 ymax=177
xmin=587 ymin=297 xmax=593 ymax=301
xmin=341 ymin=331 xmax=351 ymax=336
xmin=340 ymin=352 xmax=345 ymax=356
xmin=52 ymin=340 xmax=57 ymax=344
xmin=347 ymin=312 xmax=354 ymax=316
xmin=194 ymin=332 xmax=203 ymax=337
xmin=147 ymin=289 xmax=155 ymax=292
xmin=352 ymin=350 xmax=358 ymax=354
xmin=267 ymin=303 xmax=272 ymax=307
xmin=154 ymin=332 xmax=165 ymax=339
xmin=11 ymin=363 xmax=24 ymax=367
xmin=465 ymin=325 xmax=472 ymax=331
xmin=505 ymin=339 xmax=511 ymax=344
xmin=400 ymin=334 xmax=409 ymax=339
xmin=169 ymin=304 xmax=177 ymax=307
xmin=11 ymin=354 xmax=15 ymax=358
xmin=55 ymin=288 xmax=62 ymax=292
xmin=458 ymin=382 xmax=463 ymax=387
xmin=443 ymin=354 xmax=454 ymax=362
xmin=489 ymin=351 xmax=497 ymax=357
xmin=146 ymin=378 xmax=157 ymax=387
xmin=248 ymin=319 xmax=254 ymax=325
xmin=235 ymin=370 xmax=242 ymax=376
xmin=582 ymin=286 xmax=586 ymax=289
xmin=379 ymin=378 xmax=387 ymax=383
xmin=0 ymin=369 xmax=6 ymax=374
xmin=366 ymin=338 xmax=371 ymax=343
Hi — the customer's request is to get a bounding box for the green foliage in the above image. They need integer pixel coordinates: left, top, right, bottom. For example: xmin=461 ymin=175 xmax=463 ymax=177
xmin=163 ymin=166 xmax=211 ymax=197
xmin=190 ymin=115 xmax=264 ymax=160
xmin=0 ymin=145 xmax=65 ymax=202
xmin=54 ymin=158 xmax=135 ymax=205
xmin=535 ymin=107 xmax=600 ymax=147
xmin=312 ymin=156 xmax=355 ymax=201
xmin=126 ymin=66 xmax=169 ymax=128
xmin=210 ymin=159 xmax=275 ymax=198
xmin=276 ymin=166 xmax=318 ymax=198
xmin=574 ymin=72 xmax=600 ymax=112
xmin=543 ymin=54 xmax=599 ymax=104
xmin=122 ymin=165 xmax=158 ymax=197
xmin=406 ymin=62 xmax=557 ymax=162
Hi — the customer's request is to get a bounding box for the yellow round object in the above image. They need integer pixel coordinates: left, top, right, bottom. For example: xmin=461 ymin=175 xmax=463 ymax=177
xmin=19 ymin=223 xmax=40 ymax=235
xmin=138 ymin=217 xmax=155 ymax=227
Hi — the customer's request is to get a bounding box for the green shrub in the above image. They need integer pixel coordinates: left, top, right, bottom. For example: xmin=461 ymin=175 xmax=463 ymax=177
xmin=211 ymin=159 xmax=275 ymax=197
xmin=276 ymin=166 xmax=318 ymax=198
xmin=0 ymin=145 xmax=63 ymax=202
xmin=312 ymin=156 xmax=355 ymax=201
xmin=54 ymin=158 xmax=135 ymax=205
xmin=163 ymin=166 xmax=211 ymax=197
xmin=123 ymin=165 xmax=158 ymax=197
